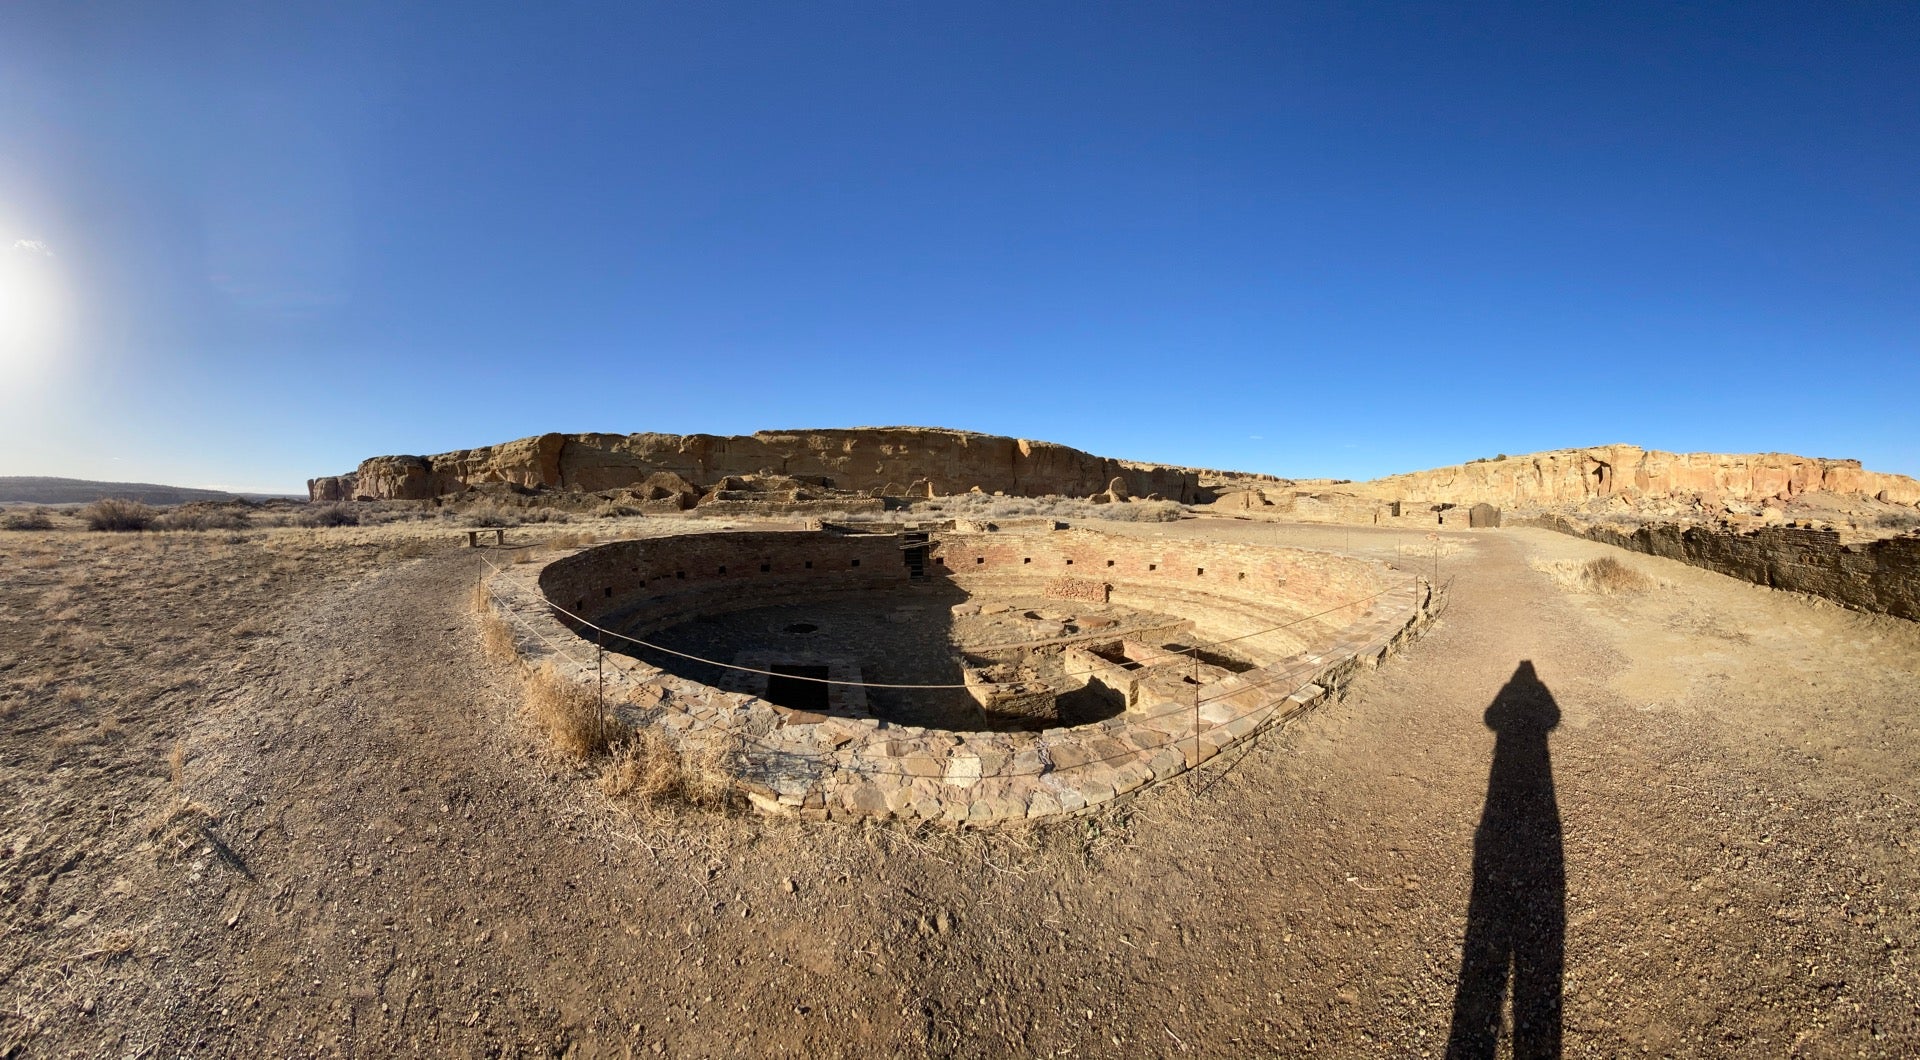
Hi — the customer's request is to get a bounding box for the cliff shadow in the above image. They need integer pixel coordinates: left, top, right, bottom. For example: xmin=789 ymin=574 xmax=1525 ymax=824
xmin=1445 ymin=660 xmax=1565 ymax=1060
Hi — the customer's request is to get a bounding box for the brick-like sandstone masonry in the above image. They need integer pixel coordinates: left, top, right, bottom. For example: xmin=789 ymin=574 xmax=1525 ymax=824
xmin=485 ymin=526 xmax=1436 ymax=824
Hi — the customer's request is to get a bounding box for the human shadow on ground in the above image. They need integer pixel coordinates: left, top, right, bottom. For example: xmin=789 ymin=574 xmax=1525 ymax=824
xmin=1445 ymin=660 xmax=1565 ymax=1059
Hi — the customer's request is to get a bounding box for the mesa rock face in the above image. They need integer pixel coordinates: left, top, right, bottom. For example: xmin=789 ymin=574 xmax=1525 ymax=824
xmin=309 ymin=428 xmax=1280 ymax=504
xmin=1342 ymin=445 xmax=1920 ymax=508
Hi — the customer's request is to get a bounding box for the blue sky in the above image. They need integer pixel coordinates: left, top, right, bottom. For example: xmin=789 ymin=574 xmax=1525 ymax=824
xmin=2 ymin=2 xmax=1915 ymax=493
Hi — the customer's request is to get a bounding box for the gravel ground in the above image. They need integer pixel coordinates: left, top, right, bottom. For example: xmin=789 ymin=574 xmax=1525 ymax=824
xmin=3 ymin=517 xmax=1916 ymax=1057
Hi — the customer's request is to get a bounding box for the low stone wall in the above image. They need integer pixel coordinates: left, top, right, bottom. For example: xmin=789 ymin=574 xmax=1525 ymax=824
xmin=1533 ymin=516 xmax=1920 ymax=622
xmin=487 ymin=527 xmax=1437 ymax=824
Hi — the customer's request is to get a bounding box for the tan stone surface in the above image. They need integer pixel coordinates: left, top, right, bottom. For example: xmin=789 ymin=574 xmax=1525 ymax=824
xmin=1346 ymin=445 xmax=1920 ymax=507
xmin=309 ymin=427 xmax=1282 ymax=503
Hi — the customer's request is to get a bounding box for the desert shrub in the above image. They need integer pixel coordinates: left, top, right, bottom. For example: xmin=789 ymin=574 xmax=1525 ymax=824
xmin=158 ymin=508 xmax=252 ymax=531
xmin=1 ymin=507 xmax=54 ymax=531
xmin=466 ymin=503 xmax=524 ymax=528
xmin=81 ymin=498 xmax=155 ymax=532
xmin=521 ymin=507 xmax=574 ymax=524
xmin=1583 ymin=556 xmax=1652 ymax=593
xmin=1873 ymin=510 xmax=1920 ymax=531
xmin=1085 ymin=499 xmax=1185 ymax=522
xmin=593 ymin=503 xmax=643 ymax=519
xmin=297 ymin=503 xmax=360 ymax=528
xmin=1533 ymin=555 xmax=1653 ymax=594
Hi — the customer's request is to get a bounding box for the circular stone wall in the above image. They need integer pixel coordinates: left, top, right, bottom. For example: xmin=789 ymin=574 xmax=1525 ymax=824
xmin=483 ymin=525 xmax=1436 ymax=824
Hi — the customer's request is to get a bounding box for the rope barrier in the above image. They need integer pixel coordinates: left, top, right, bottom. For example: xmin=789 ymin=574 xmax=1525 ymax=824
xmin=474 ymin=548 xmax=1430 ymax=784
xmin=479 ymin=550 xmax=1415 ymax=691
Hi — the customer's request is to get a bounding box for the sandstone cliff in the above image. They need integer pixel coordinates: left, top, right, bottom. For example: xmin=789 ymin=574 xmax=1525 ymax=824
xmin=1342 ymin=445 xmax=1920 ymax=508
xmin=309 ymin=427 xmax=1282 ymax=504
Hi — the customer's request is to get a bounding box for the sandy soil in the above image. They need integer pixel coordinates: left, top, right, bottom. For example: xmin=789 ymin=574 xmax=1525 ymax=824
xmin=2 ymin=517 xmax=1916 ymax=1057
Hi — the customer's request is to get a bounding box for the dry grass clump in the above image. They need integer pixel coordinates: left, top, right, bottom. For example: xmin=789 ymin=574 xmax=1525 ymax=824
xmin=1534 ymin=555 xmax=1655 ymax=595
xmin=525 ymin=663 xmax=614 ymax=760
xmin=1584 ymin=556 xmax=1652 ymax=593
xmin=600 ymin=729 xmax=737 ymax=809
xmin=1 ymin=507 xmax=55 ymax=530
xmin=468 ymin=577 xmax=735 ymax=806
xmin=472 ymin=583 xmax=520 ymax=659
xmin=80 ymin=498 xmax=155 ymax=532
xmin=471 ymin=582 xmax=609 ymax=758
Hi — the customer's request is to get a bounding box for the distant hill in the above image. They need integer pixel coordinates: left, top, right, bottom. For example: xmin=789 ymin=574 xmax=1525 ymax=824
xmin=0 ymin=477 xmax=298 ymax=506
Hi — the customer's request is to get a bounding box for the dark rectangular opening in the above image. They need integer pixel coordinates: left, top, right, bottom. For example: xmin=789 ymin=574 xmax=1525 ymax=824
xmin=761 ymin=563 xmax=771 ymax=573
xmin=766 ymin=664 xmax=831 ymax=713
xmin=1160 ymin=643 xmax=1257 ymax=674
xmin=1090 ymin=642 xmax=1141 ymax=670
xmin=805 ymin=560 xmax=813 ymax=569
xmin=718 ymin=566 xmax=726 ymax=574
xmin=850 ymin=559 xmax=860 ymax=567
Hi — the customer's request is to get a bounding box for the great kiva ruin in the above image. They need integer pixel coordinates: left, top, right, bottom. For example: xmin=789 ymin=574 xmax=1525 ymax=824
xmin=306 ymin=427 xmax=1920 ymax=822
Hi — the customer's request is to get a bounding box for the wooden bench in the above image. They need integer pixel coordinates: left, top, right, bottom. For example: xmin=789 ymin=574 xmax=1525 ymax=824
xmin=466 ymin=529 xmax=506 ymax=547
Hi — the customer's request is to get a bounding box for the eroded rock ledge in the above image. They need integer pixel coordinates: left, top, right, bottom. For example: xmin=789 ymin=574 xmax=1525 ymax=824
xmin=310 ymin=428 xmax=1281 ymax=505
xmin=1341 ymin=445 xmax=1920 ymax=508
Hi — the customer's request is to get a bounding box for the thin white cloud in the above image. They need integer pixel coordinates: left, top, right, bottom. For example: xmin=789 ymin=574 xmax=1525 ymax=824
xmin=1248 ymin=435 xmax=1264 ymax=440
xmin=11 ymin=239 xmax=52 ymax=256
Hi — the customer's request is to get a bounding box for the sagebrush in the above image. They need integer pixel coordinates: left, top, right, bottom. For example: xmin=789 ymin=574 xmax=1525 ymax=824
xmin=81 ymin=499 xmax=155 ymax=532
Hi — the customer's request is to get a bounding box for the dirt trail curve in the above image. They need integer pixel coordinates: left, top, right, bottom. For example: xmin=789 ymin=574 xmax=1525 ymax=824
xmin=15 ymin=523 xmax=1920 ymax=1057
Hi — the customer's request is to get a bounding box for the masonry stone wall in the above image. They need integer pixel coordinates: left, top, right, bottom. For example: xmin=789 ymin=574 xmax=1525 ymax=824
xmin=930 ymin=530 xmax=1393 ymax=663
xmin=538 ymin=530 xmax=910 ymax=635
xmin=1533 ymin=516 xmax=1920 ymax=622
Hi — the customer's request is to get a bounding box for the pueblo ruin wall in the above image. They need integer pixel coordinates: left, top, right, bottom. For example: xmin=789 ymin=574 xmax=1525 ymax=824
xmin=309 ymin=428 xmax=1280 ymax=505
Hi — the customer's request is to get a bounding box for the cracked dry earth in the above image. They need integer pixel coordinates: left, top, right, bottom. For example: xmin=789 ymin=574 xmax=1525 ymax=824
xmin=3 ymin=519 xmax=1917 ymax=1057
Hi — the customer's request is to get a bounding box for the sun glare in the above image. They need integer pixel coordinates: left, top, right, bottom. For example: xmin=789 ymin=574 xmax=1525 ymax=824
xmin=0 ymin=239 xmax=71 ymax=379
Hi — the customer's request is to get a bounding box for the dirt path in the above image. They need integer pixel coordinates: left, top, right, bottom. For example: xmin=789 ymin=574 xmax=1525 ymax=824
xmin=6 ymin=521 xmax=1917 ymax=1057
